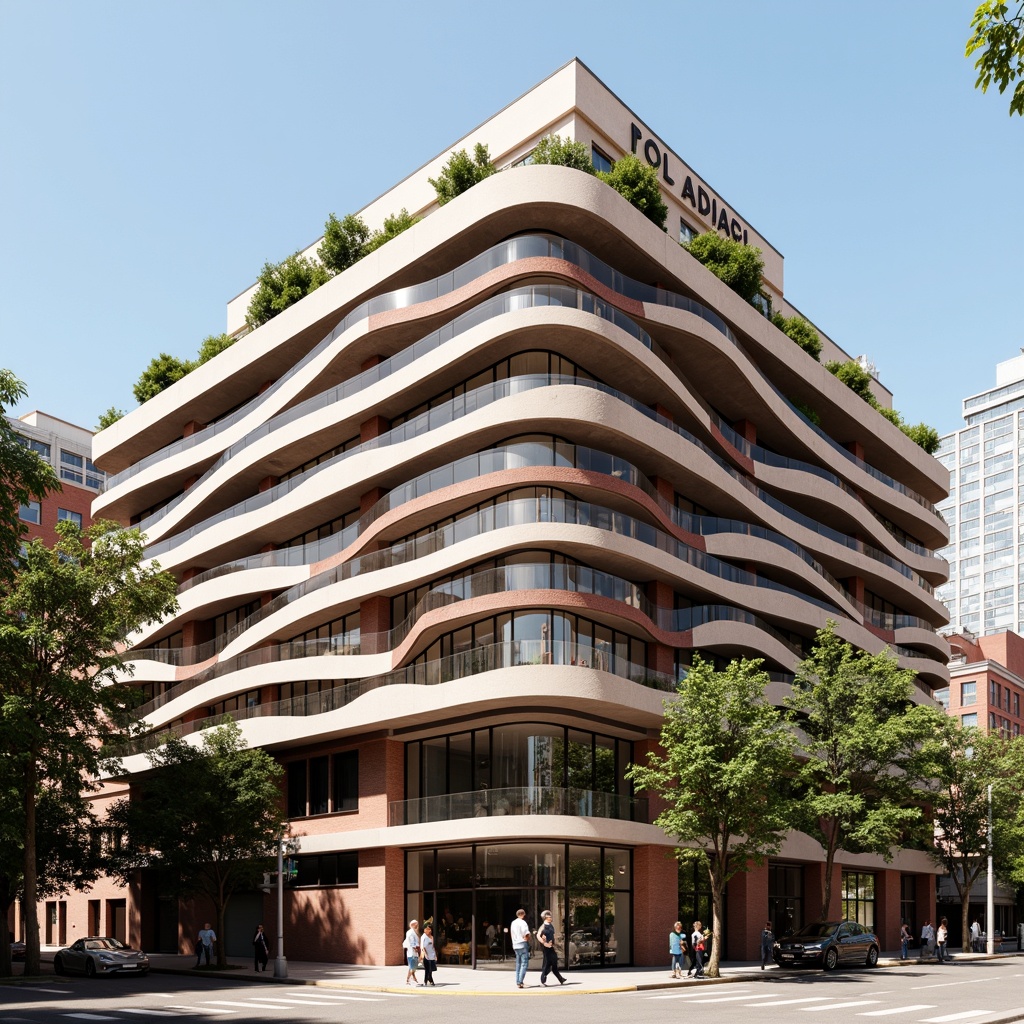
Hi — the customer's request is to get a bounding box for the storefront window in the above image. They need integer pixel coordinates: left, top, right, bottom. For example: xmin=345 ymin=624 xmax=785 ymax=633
xmin=841 ymin=871 xmax=875 ymax=929
xmin=768 ymin=863 xmax=803 ymax=938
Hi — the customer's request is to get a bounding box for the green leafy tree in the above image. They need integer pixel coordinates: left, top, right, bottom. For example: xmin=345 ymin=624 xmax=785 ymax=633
xmin=877 ymin=405 xmax=942 ymax=455
xmin=0 ymin=371 xmax=59 ymax=580
xmin=96 ymin=406 xmax=125 ymax=430
xmin=597 ymin=153 xmax=669 ymax=229
xmin=107 ymin=721 xmax=288 ymax=968
xmin=628 ymin=656 xmax=794 ymax=977
xmin=363 ymin=208 xmax=421 ymax=254
xmin=0 ymin=520 xmax=178 ymax=975
xmin=245 ymin=252 xmax=332 ymax=330
xmin=133 ymin=352 xmax=196 ymax=404
xmin=528 ymin=133 xmax=597 ymax=173
xmin=923 ymin=720 xmax=1024 ymax=951
xmin=787 ymin=622 xmax=945 ymax=920
xmin=196 ymin=333 xmax=235 ymax=365
xmin=429 ymin=143 xmax=497 ymax=205
xmin=318 ymin=212 xmax=371 ymax=274
xmin=771 ymin=312 xmax=822 ymax=361
xmin=683 ymin=231 xmax=764 ymax=302
xmin=966 ymin=1 xmax=1024 ymax=116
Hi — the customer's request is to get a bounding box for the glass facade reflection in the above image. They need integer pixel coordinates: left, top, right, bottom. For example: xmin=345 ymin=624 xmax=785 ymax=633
xmin=405 ymin=842 xmax=631 ymax=968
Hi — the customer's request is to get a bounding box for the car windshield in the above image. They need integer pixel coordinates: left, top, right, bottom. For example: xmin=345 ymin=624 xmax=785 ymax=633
xmin=789 ymin=922 xmax=841 ymax=940
xmin=88 ymin=938 xmax=128 ymax=951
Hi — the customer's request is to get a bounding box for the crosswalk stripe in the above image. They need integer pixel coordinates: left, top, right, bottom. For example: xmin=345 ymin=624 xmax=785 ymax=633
xmin=62 ymin=1016 xmax=116 ymax=1021
xmin=742 ymin=997 xmax=833 ymax=1006
xmin=649 ymin=988 xmax=751 ymax=1000
xmin=246 ymin=997 xmax=355 ymax=1006
xmin=919 ymin=1013 xmax=993 ymax=1023
xmin=859 ymin=1008 xmax=936 ymax=1017
xmin=168 ymin=1006 xmax=234 ymax=1014
xmin=682 ymin=993 xmax=782 ymax=1003
xmin=201 ymin=1001 xmax=289 ymax=1010
xmin=121 ymin=1011 xmax=178 ymax=1017
xmin=802 ymin=1002 xmax=880 ymax=1011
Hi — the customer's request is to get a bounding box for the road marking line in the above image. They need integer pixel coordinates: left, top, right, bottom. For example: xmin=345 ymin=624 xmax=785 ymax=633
xmin=802 ymin=1002 xmax=881 ymax=1011
xmin=742 ymin=997 xmax=834 ymax=1006
xmin=912 ymin=978 xmax=993 ymax=990
xmin=919 ymin=1012 xmax=993 ymax=1022
xmin=246 ymin=997 xmax=356 ymax=1005
xmin=62 ymin=1016 xmax=116 ymax=1021
xmin=168 ymin=1006 xmax=234 ymax=1014
xmin=682 ymin=993 xmax=785 ymax=1003
xmin=201 ymin=1001 xmax=289 ymax=1010
xmin=858 ymin=1007 xmax=936 ymax=1017
xmin=290 ymin=992 xmax=387 ymax=1000
xmin=121 ymin=1010 xmax=178 ymax=1016
xmin=27 ymin=987 xmax=67 ymax=994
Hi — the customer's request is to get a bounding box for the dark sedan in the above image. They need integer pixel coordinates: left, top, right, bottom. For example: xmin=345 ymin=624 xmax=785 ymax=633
xmin=11 ymin=940 xmax=25 ymax=961
xmin=53 ymin=936 xmax=150 ymax=977
xmin=773 ymin=920 xmax=880 ymax=971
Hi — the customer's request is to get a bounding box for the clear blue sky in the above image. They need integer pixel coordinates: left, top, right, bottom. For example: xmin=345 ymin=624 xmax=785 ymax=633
xmin=1 ymin=1 xmax=1020 ymax=439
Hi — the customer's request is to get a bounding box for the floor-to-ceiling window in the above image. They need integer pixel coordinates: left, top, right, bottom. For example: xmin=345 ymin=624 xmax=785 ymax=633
xmin=768 ymin=863 xmax=803 ymax=938
xmin=841 ymin=871 xmax=875 ymax=930
xmin=405 ymin=843 xmax=632 ymax=968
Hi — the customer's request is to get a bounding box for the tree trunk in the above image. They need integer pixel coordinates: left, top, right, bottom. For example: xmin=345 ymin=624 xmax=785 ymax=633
xmin=820 ymin=837 xmax=837 ymax=921
xmin=22 ymin=757 xmax=40 ymax=977
xmin=216 ymin=900 xmax=227 ymax=968
xmin=960 ymin=876 xmax=973 ymax=955
xmin=707 ymin=881 xmax=725 ymax=978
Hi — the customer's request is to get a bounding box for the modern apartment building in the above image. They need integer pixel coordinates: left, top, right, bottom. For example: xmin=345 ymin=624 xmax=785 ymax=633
xmin=9 ymin=410 xmax=103 ymax=548
xmin=79 ymin=59 xmax=950 ymax=967
xmin=935 ymin=351 xmax=1024 ymax=637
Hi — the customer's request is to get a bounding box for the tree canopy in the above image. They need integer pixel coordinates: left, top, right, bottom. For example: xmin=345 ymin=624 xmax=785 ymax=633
xmin=196 ymin=333 xmax=235 ymax=365
xmin=597 ymin=154 xmax=669 ymax=229
xmin=318 ymin=212 xmax=372 ymax=275
xmin=133 ymin=352 xmax=195 ymax=404
xmin=107 ymin=721 xmax=288 ymax=967
xmin=0 ymin=520 xmax=178 ymax=974
xmin=628 ymin=656 xmax=794 ymax=977
xmin=923 ymin=719 xmax=1024 ymax=950
xmin=245 ymin=252 xmax=333 ymax=331
xmin=786 ymin=622 xmax=944 ymax=920
xmin=0 ymin=371 xmax=59 ymax=582
xmin=683 ymin=231 xmax=764 ymax=303
xmin=96 ymin=406 xmax=125 ymax=430
xmin=966 ymin=1 xmax=1024 ymax=115
xmin=363 ymin=208 xmax=421 ymax=254
xmin=527 ymin=134 xmax=597 ymax=173
xmin=429 ymin=143 xmax=497 ymax=206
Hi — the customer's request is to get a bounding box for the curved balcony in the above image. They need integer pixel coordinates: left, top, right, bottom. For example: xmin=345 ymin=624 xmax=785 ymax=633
xmin=388 ymin=786 xmax=649 ymax=827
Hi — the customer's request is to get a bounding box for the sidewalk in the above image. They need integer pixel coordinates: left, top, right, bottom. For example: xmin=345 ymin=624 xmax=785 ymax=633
xmin=130 ymin=947 xmax=1024 ymax=995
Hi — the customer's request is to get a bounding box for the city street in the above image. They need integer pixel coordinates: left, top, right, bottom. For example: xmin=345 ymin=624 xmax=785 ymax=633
xmin=3 ymin=959 xmax=1024 ymax=1024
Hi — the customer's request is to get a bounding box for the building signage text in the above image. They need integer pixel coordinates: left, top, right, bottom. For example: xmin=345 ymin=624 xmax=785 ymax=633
xmin=630 ymin=123 xmax=749 ymax=244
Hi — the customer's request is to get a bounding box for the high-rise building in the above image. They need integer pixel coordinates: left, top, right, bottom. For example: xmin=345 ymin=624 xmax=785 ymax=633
xmin=77 ymin=59 xmax=949 ymax=967
xmin=935 ymin=352 xmax=1024 ymax=636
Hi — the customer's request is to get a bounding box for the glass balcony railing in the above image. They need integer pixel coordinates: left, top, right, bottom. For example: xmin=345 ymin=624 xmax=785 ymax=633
xmin=388 ymin=786 xmax=648 ymax=827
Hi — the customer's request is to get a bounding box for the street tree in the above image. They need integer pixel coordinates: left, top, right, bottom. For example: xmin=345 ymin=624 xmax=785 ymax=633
xmin=429 ymin=143 xmax=497 ymax=205
xmin=598 ymin=154 xmax=669 ymax=229
xmin=0 ymin=371 xmax=59 ymax=579
xmin=0 ymin=520 xmax=178 ymax=975
xmin=627 ymin=656 xmax=794 ymax=977
xmin=966 ymin=1 xmax=1024 ymax=116
xmin=683 ymin=231 xmax=764 ymax=303
xmin=924 ymin=720 xmax=1024 ymax=950
xmin=787 ymin=622 xmax=945 ymax=920
xmin=107 ymin=721 xmax=288 ymax=968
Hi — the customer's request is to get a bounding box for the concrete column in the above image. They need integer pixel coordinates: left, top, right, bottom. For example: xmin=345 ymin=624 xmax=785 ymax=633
xmin=875 ymin=868 xmax=903 ymax=955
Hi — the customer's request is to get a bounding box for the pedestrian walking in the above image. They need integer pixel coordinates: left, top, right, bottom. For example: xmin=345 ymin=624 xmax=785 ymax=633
xmin=537 ymin=909 xmax=566 ymax=986
xmin=936 ymin=918 xmax=950 ymax=962
xmin=510 ymin=908 xmax=531 ymax=988
xmin=970 ymin=919 xmax=981 ymax=953
xmin=403 ymin=919 xmax=422 ymax=986
xmin=669 ymin=921 xmax=685 ymax=978
xmin=921 ymin=920 xmax=935 ymax=959
xmin=900 ymin=921 xmax=912 ymax=960
xmin=252 ymin=923 xmax=269 ymax=971
xmin=420 ymin=924 xmax=437 ymax=986
xmin=760 ymin=921 xmax=775 ymax=970
xmin=195 ymin=922 xmax=216 ymax=967
xmin=691 ymin=920 xmax=706 ymax=978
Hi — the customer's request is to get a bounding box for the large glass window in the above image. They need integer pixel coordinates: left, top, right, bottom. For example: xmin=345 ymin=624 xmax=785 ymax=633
xmin=287 ymin=750 xmax=359 ymax=817
xmin=841 ymin=871 xmax=875 ymax=929
xmin=60 ymin=450 xmax=83 ymax=484
xmin=57 ymin=508 xmax=82 ymax=528
xmin=405 ymin=842 xmax=631 ymax=968
xmin=19 ymin=499 xmax=40 ymax=524
xmin=769 ymin=863 xmax=803 ymax=938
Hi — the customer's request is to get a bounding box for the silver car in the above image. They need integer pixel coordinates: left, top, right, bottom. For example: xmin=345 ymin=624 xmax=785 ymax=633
xmin=53 ymin=936 xmax=150 ymax=977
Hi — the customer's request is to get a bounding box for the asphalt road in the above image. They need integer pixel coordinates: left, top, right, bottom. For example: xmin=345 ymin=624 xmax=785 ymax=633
xmin=3 ymin=959 xmax=1024 ymax=1024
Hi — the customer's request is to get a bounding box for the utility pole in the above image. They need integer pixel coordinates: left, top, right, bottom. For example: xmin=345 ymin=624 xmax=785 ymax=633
xmin=274 ymin=837 xmax=288 ymax=978
xmin=987 ymin=784 xmax=994 ymax=956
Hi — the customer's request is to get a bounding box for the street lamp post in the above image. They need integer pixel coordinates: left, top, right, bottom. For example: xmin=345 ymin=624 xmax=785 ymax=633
xmin=274 ymin=837 xmax=288 ymax=978
xmin=987 ymin=784 xmax=994 ymax=956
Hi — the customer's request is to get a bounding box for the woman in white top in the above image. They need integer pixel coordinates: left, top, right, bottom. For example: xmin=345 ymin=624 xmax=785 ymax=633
xmin=420 ymin=924 xmax=437 ymax=986
xmin=936 ymin=918 xmax=949 ymax=962
xmin=403 ymin=920 xmax=422 ymax=985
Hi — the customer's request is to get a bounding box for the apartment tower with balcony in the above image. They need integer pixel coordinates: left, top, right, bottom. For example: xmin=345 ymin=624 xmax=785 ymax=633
xmin=81 ymin=60 xmax=950 ymax=966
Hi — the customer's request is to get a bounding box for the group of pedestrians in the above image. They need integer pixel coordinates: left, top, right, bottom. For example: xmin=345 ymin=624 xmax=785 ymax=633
xmin=401 ymin=908 xmax=568 ymax=989
xmin=919 ymin=918 xmax=952 ymax=962
xmin=668 ymin=920 xmax=713 ymax=978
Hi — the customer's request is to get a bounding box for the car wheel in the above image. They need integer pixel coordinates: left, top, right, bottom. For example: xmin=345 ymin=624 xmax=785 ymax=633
xmin=53 ymin=956 xmax=65 ymax=975
xmin=85 ymin=960 xmax=96 ymax=978
xmin=866 ymin=945 xmax=879 ymax=967
xmin=823 ymin=947 xmax=839 ymax=971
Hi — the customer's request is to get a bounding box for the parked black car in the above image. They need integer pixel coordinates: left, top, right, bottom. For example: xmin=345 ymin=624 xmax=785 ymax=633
xmin=53 ymin=936 xmax=149 ymax=977
xmin=11 ymin=940 xmax=25 ymax=962
xmin=773 ymin=920 xmax=880 ymax=971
